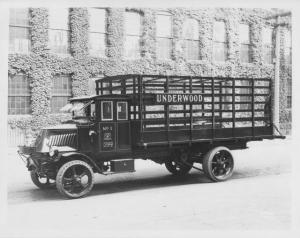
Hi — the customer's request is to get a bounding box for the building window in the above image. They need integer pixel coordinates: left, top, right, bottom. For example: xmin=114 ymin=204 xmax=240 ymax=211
xmin=213 ymin=20 xmax=228 ymax=62
xmin=51 ymin=75 xmax=72 ymax=113
xmin=182 ymin=18 xmax=199 ymax=60
xmin=124 ymin=11 xmax=141 ymax=59
xmin=48 ymin=8 xmax=70 ymax=55
xmin=262 ymin=27 xmax=273 ymax=64
xmin=239 ymin=24 xmax=252 ymax=63
xmin=8 ymin=75 xmax=31 ymax=115
xmin=284 ymin=29 xmax=292 ymax=65
xmin=156 ymin=11 xmax=172 ymax=60
xmin=9 ymin=8 xmax=31 ymax=54
xmin=89 ymin=8 xmax=107 ymax=57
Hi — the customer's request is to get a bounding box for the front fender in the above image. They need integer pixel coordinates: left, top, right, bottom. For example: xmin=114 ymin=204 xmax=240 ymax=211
xmin=60 ymin=152 xmax=102 ymax=173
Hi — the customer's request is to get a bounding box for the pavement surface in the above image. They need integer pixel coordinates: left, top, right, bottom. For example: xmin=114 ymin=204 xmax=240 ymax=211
xmin=4 ymin=138 xmax=292 ymax=235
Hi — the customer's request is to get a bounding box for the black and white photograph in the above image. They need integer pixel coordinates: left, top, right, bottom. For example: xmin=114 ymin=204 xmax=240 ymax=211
xmin=0 ymin=0 xmax=299 ymax=237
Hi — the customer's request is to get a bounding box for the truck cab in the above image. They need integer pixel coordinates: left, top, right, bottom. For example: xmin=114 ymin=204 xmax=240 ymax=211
xmin=62 ymin=95 xmax=132 ymax=159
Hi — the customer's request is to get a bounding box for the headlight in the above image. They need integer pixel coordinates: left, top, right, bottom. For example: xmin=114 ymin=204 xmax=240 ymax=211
xmin=49 ymin=146 xmax=58 ymax=157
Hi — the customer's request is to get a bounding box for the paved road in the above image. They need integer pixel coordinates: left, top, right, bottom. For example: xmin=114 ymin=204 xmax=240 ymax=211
xmin=4 ymin=138 xmax=292 ymax=236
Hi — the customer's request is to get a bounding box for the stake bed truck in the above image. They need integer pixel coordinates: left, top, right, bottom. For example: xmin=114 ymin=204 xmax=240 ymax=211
xmin=18 ymin=74 xmax=285 ymax=198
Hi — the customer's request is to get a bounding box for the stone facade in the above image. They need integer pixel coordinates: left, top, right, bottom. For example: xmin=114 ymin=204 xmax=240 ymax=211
xmin=8 ymin=8 xmax=292 ymax=145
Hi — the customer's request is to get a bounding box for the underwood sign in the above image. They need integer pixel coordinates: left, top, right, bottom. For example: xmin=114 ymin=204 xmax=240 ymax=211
xmin=155 ymin=94 xmax=203 ymax=104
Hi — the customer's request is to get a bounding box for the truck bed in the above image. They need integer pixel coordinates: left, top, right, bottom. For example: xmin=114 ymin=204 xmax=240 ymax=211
xmin=96 ymin=75 xmax=281 ymax=147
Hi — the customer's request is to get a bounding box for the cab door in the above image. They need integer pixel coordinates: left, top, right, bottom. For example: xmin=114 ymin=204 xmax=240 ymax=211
xmin=116 ymin=101 xmax=131 ymax=150
xmin=98 ymin=100 xmax=131 ymax=152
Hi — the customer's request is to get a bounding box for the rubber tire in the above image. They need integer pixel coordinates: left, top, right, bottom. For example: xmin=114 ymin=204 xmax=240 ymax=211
xmin=30 ymin=171 xmax=55 ymax=189
xmin=56 ymin=160 xmax=95 ymax=199
xmin=202 ymin=146 xmax=234 ymax=182
xmin=165 ymin=160 xmax=193 ymax=176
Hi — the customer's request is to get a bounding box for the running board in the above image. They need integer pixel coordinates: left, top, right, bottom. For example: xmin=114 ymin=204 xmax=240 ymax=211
xmin=102 ymin=170 xmax=136 ymax=176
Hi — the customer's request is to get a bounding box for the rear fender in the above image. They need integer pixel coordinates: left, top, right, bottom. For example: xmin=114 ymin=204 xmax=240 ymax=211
xmin=60 ymin=152 xmax=102 ymax=173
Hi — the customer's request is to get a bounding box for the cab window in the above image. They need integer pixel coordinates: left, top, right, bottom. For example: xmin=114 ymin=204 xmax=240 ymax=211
xmin=60 ymin=100 xmax=95 ymax=120
xmin=101 ymin=101 xmax=113 ymax=121
xmin=117 ymin=102 xmax=128 ymax=120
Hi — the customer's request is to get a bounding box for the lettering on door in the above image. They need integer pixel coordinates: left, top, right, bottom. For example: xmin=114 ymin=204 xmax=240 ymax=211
xmin=100 ymin=123 xmax=115 ymax=151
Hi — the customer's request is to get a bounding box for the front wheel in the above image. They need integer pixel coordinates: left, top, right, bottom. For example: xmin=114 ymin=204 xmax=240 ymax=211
xmin=30 ymin=171 xmax=55 ymax=189
xmin=56 ymin=160 xmax=95 ymax=199
xmin=202 ymin=146 xmax=234 ymax=182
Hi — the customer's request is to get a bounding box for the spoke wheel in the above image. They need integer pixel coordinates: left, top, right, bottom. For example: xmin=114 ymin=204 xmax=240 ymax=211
xmin=56 ymin=160 xmax=94 ymax=199
xmin=202 ymin=146 xmax=234 ymax=182
xmin=165 ymin=151 xmax=193 ymax=176
xmin=30 ymin=171 xmax=55 ymax=189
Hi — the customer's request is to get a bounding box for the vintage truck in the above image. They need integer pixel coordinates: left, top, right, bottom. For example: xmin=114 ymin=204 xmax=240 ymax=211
xmin=18 ymin=74 xmax=285 ymax=198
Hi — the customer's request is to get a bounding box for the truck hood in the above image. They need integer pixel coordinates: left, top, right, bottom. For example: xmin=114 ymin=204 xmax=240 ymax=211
xmin=35 ymin=124 xmax=77 ymax=153
xmin=43 ymin=124 xmax=77 ymax=130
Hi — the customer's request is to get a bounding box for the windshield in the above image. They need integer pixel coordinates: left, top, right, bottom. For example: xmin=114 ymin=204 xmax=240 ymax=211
xmin=60 ymin=101 xmax=96 ymax=119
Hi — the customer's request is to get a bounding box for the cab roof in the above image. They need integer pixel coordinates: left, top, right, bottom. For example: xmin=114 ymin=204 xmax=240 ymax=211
xmin=69 ymin=94 xmax=130 ymax=102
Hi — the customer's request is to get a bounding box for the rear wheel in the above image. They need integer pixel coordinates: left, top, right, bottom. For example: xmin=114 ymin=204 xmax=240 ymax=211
xmin=202 ymin=146 xmax=234 ymax=182
xmin=30 ymin=171 xmax=55 ymax=189
xmin=56 ymin=160 xmax=94 ymax=199
xmin=165 ymin=150 xmax=193 ymax=176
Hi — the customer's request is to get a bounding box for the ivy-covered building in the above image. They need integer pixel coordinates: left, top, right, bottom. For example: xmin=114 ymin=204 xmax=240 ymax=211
xmin=8 ymin=7 xmax=292 ymax=146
